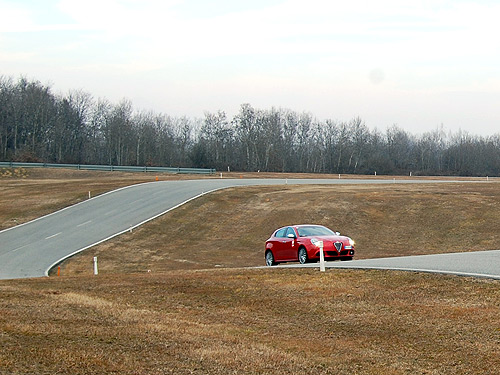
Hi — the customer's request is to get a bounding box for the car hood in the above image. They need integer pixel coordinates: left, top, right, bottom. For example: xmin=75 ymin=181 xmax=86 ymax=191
xmin=305 ymin=235 xmax=351 ymax=243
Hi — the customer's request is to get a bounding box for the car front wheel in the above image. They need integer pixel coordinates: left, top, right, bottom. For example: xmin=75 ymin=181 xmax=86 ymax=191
xmin=265 ymin=251 xmax=276 ymax=266
xmin=298 ymin=247 xmax=308 ymax=264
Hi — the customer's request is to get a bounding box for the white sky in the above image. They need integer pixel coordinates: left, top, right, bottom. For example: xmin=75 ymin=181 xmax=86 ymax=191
xmin=1 ymin=0 xmax=499 ymax=135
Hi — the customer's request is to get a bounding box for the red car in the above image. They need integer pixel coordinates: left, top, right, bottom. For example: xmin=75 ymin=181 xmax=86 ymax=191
xmin=265 ymin=224 xmax=355 ymax=266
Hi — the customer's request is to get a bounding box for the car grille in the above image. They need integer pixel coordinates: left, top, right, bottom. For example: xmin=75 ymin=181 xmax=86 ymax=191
xmin=334 ymin=242 xmax=342 ymax=251
xmin=325 ymin=250 xmax=350 ymax=257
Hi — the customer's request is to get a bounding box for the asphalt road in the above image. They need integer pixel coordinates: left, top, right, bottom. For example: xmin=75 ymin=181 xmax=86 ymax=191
xmin=281 ymin=250 xmax=500 ymax=280
xmin=1 ymin=178 xmax=498 ymax=280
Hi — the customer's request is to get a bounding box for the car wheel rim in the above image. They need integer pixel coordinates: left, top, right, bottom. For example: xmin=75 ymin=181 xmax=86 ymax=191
xmin=299 ymin=249 xmax=306 ymax=264
xmin=266 ymin=252 xmax=273 ymax=266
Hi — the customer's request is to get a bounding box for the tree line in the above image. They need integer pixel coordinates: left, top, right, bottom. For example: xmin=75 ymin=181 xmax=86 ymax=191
xmin=1 ymin=75 xmax=499 ymax=176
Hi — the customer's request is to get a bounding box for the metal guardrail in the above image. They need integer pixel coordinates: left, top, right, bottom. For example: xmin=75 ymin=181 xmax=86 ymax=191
xmin=0 ymin=161 xmax=216 ymax=175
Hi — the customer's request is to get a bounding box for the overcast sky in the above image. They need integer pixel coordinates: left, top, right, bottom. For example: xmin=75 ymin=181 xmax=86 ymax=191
xmin=1 ymin=0 xmax=499 ymax=135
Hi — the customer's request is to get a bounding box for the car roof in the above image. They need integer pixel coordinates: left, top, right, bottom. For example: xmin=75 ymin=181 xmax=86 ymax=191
xmin=276 ymin=224 xmax=327 ymax=230
xmin=292 ymin=224 xmax=326 ymax=228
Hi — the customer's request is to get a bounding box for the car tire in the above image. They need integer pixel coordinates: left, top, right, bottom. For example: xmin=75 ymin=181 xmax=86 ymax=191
xmin=298 ymin=247 xmax=308 ymax=264
xmin=265 ymin=251 xmax=276 ymax=266
xmin=341 ymin=256 xmax=353 ymax=261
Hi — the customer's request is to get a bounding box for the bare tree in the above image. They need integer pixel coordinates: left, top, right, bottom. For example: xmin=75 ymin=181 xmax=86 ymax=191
xmin=1 ymin=74 xmax=499 ymax=176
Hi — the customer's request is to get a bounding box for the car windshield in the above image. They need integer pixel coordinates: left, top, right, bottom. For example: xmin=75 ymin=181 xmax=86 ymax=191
xmin=297 ymin=226 xmax=336 ymax=237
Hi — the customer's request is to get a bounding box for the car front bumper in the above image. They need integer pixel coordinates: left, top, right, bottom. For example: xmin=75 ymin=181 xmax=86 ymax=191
xmin=311 ymin=248 xmax=355 ymax=260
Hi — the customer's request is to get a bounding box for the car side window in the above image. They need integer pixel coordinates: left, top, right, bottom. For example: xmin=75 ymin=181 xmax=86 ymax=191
xmin=285 ymin=227 xmax=296 ymax=238
xmin=275 ymin=228 xmax=286 ymax=238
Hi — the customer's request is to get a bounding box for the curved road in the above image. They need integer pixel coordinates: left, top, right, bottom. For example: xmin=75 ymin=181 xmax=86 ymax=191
xmin=1 ymin=178 xmax=498 ymax=280
xmin=282 ymin=250 xmax=500 ymax=280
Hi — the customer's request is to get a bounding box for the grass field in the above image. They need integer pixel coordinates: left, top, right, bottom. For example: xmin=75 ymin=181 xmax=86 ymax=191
xmin=1 ymin=269 xmax=499 ymax=375
xmin=1 ymin=168 xmax=499 ymax=374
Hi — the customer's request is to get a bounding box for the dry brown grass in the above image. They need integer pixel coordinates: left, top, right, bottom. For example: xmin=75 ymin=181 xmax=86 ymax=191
xmin=59 ymin=182 xmax=500 ymax=275
xmin=1 ymin=168 xmax=499 ymax=374
xmin=1 ymin=269 xmax=498 ymax=374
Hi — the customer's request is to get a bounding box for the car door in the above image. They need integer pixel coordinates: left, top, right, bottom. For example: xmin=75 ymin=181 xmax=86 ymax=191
xmin=282 ymin=227 xmax=298 ymax=260
xmin=271 ymin=228 xmax=287 ymax=261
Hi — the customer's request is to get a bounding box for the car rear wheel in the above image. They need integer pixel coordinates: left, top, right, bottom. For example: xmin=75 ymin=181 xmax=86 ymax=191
xmin=265 ymin=251 xmax=276 ymax=266
xmin=298 ymin=247 xmax=308 ymax=264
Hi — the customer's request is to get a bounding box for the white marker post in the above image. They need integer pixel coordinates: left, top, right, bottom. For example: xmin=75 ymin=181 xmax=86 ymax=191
xmin=93 ymin=256 xmax=98 ymax=275
xmin=318 ymin=241 xmax=325 ymax=272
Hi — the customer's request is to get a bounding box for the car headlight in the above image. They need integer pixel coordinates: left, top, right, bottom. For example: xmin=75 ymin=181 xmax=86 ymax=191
xmin=348 ymin=238 xmax=355 ymax=247
xmin=310 ymin=238 xmax=321 ymax=247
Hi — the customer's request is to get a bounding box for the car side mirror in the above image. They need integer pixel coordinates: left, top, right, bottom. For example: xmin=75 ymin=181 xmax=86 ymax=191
xmin=336 ymin=232 xmax=340 ymax=236
xmin=287 ymin=233 xmax=296 ymax=239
